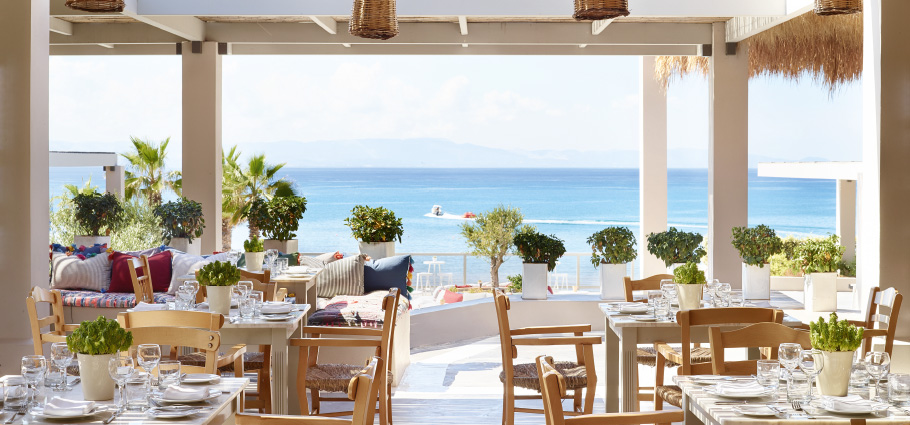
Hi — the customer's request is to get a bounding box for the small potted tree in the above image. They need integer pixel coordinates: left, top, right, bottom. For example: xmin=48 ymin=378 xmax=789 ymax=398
xmin=154 ymin=197 xmax=205 ymax=255
xmin=247 ymin=195 xmax=307 ymax=254
xmin=811 ymin=312 xmax=864 ymax=396
xmin=197 ymin=261 xmax=241 ymax=315
xmin=344 ymin=205 xmax=403 ymax=260
xmin=72 ymin=191 xmax=124 ymax=247
xmin=797 ymin=235 xmax=845 ymax=312
xmin=731 ymin=224 xmax=783 ymax=300
xmin=673 ymin=262 xmax=706 ymax=310
xmin=243 ymin=236 xmax=265 ymax=272
xmin=67 ymin=316 xmax=133 ymax=401
xmin=461 ymin=205 xmax=526 ymax=288
xmin=646 ymin=227 xmax=706 ymax=273
xmin=587 ymin=227 xmax=637 ymax=300
xmin=513 ymin=229 xmax=566 ymax=300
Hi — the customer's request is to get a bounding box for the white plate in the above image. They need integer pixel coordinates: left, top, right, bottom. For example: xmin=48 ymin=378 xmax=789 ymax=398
xmin=152 ymin=388 xmax=220 ymax=404
xmin=631 ymin=315 xmax=659 ymax=322
xmin=732 ymin=405 xmax=781 ymax=417
xmin=146 ymin=406 xmax=202 ymax=419
xmin=689 ymin=375 xmax=734 ymax=385
xmin=619 ymin=307 xmax=651 ymax=314
xmin=181 ymin=374 xmax=220 ymax=384
xmin=705 ymin=386 xmax=776 ymax=399
xmin=31 ymin=407 xmax=105 ymax=419
xmin=810 ymin=400 xmax=890 ymax=415
xmin=262 ymin=314 xmax=294 ymax=321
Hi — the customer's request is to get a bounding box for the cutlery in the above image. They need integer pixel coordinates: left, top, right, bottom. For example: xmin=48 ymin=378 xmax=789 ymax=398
xmin=103 ymin=409 xmax=122 ymax=424
xmin=791 ymin=400 xmax=802 ymax=411
xmin=69 ymin=377 xmax=81 ymax=387
xmin=4 ymin=407 xmax=24 ymax=424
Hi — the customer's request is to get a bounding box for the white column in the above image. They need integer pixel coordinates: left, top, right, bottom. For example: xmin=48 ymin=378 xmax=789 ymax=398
xmin=182 ymin=42 xmax=223 ymax=254
xmin=0 ymin=0 xmax=49 ymax=370
xmin=104 ymin=165 xmax=125 ymax=199
xmin=836 ymin=179 xmax=856 ymax=262
xmin=707 ymin=22 xmax=749 ymax=287
xmin=639 ymin=56 xmax=668 ymax=278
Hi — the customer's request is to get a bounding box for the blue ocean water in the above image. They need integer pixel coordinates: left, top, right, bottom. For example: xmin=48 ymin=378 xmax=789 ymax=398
xmin=49 ymin=167 xmax=835 ymax=285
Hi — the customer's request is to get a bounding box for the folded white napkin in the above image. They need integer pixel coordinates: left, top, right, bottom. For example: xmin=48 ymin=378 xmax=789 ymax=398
xmin=286 ymin=266 xmax=309 ymax=274
xmin=821 ymin=394 xmax=885 ymax=412
xmin=715 ymin=380 xmax=768 ymax=396
xmin=619 ymin=304 xmax=650 ymax=314
xmin=261 ymin=303 xmax=292 ymax=314
xmin=133 ymin=302 xmax=167 ymax=312
xmin=162 ymin=386 xmax=208 ymax=401
xmin=44 ymin=397 xmax=95 ymax=416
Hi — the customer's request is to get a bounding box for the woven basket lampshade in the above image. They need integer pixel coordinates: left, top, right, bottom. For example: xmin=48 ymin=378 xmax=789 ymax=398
xmin=350 ymin=0 xmax=399 ymax=40
xmin=814 ymin=0 xmax=862 ymax=15
xmin=573 ymin=0 xmax=630 ymax=21
xmin=64 ymin=0 xmax=124 ymax=12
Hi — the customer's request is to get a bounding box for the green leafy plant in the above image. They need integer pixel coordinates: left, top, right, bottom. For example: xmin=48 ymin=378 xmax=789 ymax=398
xmin=344 ymin=205 xmax=404 ymax=243
xmin=66 ymin=316 xmax=133 ymax=355
xmin=673 ymin=262 xmax=706 ymax=285
xmin=781 ymin=236 xmax=801 ymax=260
xmin=810 ymin=312 xmax=864 ymax=352
xmin=646 ymin=227 xmax=706 ymax=267
xmin=461 ymin=205 xmax=530 ymax=288
xmin=245 ymin=195 xmax=308 ymax=241
xmin=837 ymin=258 xmax=857 ymax=278
xmin=72 ymin=191 xmax=125 ymax=236
xmin=796 ymin=234 xmax=845 ymax=274
xmin=197 ymin=261 xmax=242 ymax=287
xmin=769 ymin=253 xmax=803 ymax=277
xmin=244 ymin=236 xmax=264 ymax=253
xmin=731 ymin=224 xmax=783 ymax=267
xmin=513 ymin=229 xmax=566 ymax=272
xmin=587 ymin=226 xmax=637 ymax=266
xmin=154 ymin=197 xmax=205 ymax=244
xmin=51 ymin=196 xmax=163 ymax=251
xmin=506 ymin=274 xmax=522 ymax=293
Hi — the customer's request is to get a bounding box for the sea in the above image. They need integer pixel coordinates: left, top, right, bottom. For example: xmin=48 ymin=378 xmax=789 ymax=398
xmin=49 ymin=167 xmax=835 ymax=287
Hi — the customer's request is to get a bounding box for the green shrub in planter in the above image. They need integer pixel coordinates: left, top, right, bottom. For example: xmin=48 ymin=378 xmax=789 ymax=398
xmin=154 ymin=197 xmax=205 ymax=244
xmin=646 ymin=227 xmax=707 ymax=267
xmin=513 ymin=229 xmax=566 ymax=272
xmin=72 ymin=191 xmax=124 ymax=236
xmin=731 ymin=224 xmax=783 ymax=267
xmin=796 ymin=234 xmax=845 ymax=274
xmin=586 ymin=226 xmax=637 ymax=267
xmin=197 ymin=261 xmax=241 ymax=287
xmin=673 ymin=262 xmax=706 ymax=285
xmin=244 ymin=236 xmax=264 ymax=253
xmin=809 ymin=312 xmax=863 ymax=352
xmin=344 ymin=205 xmax=404 ymax=243
xmin=244 ymin=195 xmax=308 ymax=242
xmin=506 ymin=274 xmax=522 ymax=293
xmin=67 ymin=316 xmax=133 ymax=355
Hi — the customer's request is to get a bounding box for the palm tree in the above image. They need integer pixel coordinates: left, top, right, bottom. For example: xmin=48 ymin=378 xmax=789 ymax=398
xmin=221 ymin=148 xmax=287 ymax=243
xmin=121 ymin=136 xmax=182 ymax=207
xmin=221 ymin=146 xmax=246 ymax=250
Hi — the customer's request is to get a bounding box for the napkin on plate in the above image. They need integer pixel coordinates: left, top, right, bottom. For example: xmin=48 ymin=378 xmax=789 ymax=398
xmin=619 ymin=304 xmax=650 ymax=314
xmin=286 ymin=266 xmax=309 ymax=274
xmin=162 ymin=386 xmax=209 ymax=401
xmin=821 ymin=394 xmax=886 ymax=412
xmin=261 ymin=303 xmax=292 ymax=314
xmin=133 ymin=302 xmax=167 ymax=312
xmin=44 ymin=397 xmax=95 ymax=416
xmin=714 ymin=381 xmax=769 ymax=396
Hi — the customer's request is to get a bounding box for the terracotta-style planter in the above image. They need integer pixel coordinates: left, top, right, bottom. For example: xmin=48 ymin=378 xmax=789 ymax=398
xmin=76 ymin=353 xmax=115 ymax=401
xmin=358 ymin=242 xmax=395 ymax=260
xmin=599 ymin=263 xmax=626 ymax=300
xmin=521 ymin=263 xmax=549 ymax=300
xmin=676 ymin=283 xmax=704 ymax=310
xmin=206 ymin=285 xmax=233 ymax=316
xmin=244 ymin=252 xmax=265 ymax=271
xmin=816 ymin=350 xmax=854 ymax=396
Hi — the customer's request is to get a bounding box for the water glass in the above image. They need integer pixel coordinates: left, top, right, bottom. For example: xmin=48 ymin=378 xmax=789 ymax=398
xmin=3 ymin=380 xmax=28 ymax=410
xmin=184 ymin=280 xmax=200 ymax=302
xmin=21 ymin=355 xmax=47 ymax=407
xmin=866 ymin=351 xmax=891 ymax=402
xmin=158 ymin=360 xmax=181 ymax=390
xmin=779 ymin=343 xmax=802 ymax=381
xmin=227 ymin=250 xmax=241 ymax=266
xmin=729 ymin=290 xmax=745 ymax=307
xmin=788 ymin=372 xmax=811 ymax=403
xmin=705 ymin=279 xmax=720 ymax=306
xmin=137 ymin=344 xmax=161 ymax=386
xmin=660 ymin=280 xmax=677 ymax=303
xmin=240 ymin=295 xmax=256 ymax=319
xmin=250 ymin=290 xmax=264 ymax=317
xmin=50 ymin=342 xmax=73 ymax=390
xmin=44 ymin=364 xmax=66 ymax=393
xmin=236 ymin=281 xmax=253 ymax=298
xmin=714 ymin=283 xmax=732 ymax=307
xmin=653 ymin=298 xmax=670 ymax=320
xmin=889 ymin=373 xmax=910 ymax=406
xmin=799 ymin=350 xmax=824 ymax=399
xmin=647 ymin=290 xmax=662 ymax=317
xmin=125 ymin=374 xmax=150 ymax=411
xmin=849 ymin=358 xmax=870 ymax=397
xmin=176 ymin=284 xmax=195 ymax=310
xmin=757 ymin=360 xmax=780 ymax=391
xmin=276 ymin=258 xmax=289 ymax=275
xmin=108 ymin=356 xmax=134 ymax=410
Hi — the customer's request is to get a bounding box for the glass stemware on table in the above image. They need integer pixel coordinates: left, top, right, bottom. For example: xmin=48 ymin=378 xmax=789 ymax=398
xmin=798 ymin=349 xmax=824 ymax=400
xmin=756 ymin=359 xmax=780 ymax=391
xmin=865 ymin=351 xmax=891 ymax=402
xmin=108 ymin=356 xmax=135 ymax=411
xmin=779 ymin=343 xmax=802 ymax=392
xmin=137 ymin=344 xmax=161 ymax=387
xmin=705 ymin=279 xmax=720 ymax=306
xmin=21 ymin=355 xmax=47 ymax=407
xmin=714 ymin=282 xmax=732 ymax=307
xmin=265 ymin=249 xmax=279 ymax=271
xmin=49 ymin=342 xmax=73 ymax=391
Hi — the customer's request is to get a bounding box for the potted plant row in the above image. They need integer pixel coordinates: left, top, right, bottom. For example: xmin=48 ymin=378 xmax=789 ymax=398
xmin=587 ymin=226 xmax=637 ymax=300
xmin=197 ymin=261 xmax=241 ymax=315
xmin=72 ymin=191 xmax=124 ymax=247
xmin=244 ymin=236 xmax=265 ymax=272
xmin=646 ymin=227 xmax=706 ymax=273
xmin=513 ymin=229 xmax=566 ymax=300
xmin=154 ymin=197 xmax=206 ymax=255
xmin=731 ymin=224 xmax=782 ymax=300
xmin=810 ymin=312 xmax=864 ymax=396
xmin=245 ymin=194 xmax=307 ymax=254
xmin=344 ymin=205 xmax=404 ymax=260
xmin=66 ymin=316 xmax=133 ymax=401
xmin=798 ymin=235 xmax=846 ymax=312
xmin=673 ymin=262 xmax=706 ymax=310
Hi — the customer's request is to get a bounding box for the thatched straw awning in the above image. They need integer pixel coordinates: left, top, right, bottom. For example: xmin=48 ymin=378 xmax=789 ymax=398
xmin=655 ymin=12 xmax=862 ymax=92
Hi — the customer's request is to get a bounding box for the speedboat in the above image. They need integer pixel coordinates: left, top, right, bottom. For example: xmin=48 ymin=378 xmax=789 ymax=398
xmin=431 ymin=205 xmax=443 ymax=216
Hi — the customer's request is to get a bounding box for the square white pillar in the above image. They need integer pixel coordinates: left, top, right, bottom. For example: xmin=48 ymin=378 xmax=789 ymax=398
xmin=104 ymin=165 xmax=125 ymax=199
xmin=639 ymin=56 xmax=669 ymax=278
xmin=836 ymin=179 xmax=856 ymax=262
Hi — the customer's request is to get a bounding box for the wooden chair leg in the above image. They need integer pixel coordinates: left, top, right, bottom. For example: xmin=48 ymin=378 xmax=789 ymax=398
xmin=503 ymin=383 xmax=514 ymax=425
xmin=310 ymin=388 xmax=321 ymax=415
xmin=378 ymin=377 xmax=390 ymax=425
xmin=573 ymin=390 xmax=582 ymax=412
xmin=654 ymin=351 xmax=666 ymax=411
xmin=260 ymin=346 xmax=272 ymax=414
xmin=386 ymin=382 xmax=393 ymax=425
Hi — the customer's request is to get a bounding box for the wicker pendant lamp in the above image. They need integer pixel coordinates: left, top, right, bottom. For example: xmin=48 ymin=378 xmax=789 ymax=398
xmin=573 ymin=0 xmax=630 ymax=21
xmin=814 ymin=0 xmax=862 ymax=15
xmin=65 ymin=0 xmax=124 ymax=12
xmin=350 ymin=0 xmax=399 ymax=40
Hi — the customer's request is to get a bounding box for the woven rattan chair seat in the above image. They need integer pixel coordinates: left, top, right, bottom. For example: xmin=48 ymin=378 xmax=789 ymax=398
xmin=304 ymin=364 xmax=394 ymax=393
xmin=500 ymin=361 xmax=588 ymax=392
xmin=178 ymin=351 xmax=265 ymax=373
xmin=656 ymin=385 xmax=683 ymax=408
xmin=636 ymin=346 xmax=712 ymax=368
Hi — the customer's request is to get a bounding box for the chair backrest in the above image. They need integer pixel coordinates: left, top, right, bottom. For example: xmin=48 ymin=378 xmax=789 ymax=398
xmin=240 ymin=269 xmax=270 ymax=284
xmin=709 ymin=322 xmax=812 ymax=375
xmin=378 ymin=288 xmax=401 ymax=371
xmin=493 ymin=289 xmax=515 ymax=368
xmin=26 ymin=286 xmax=71 ymax=355
xmin=623 ymin=274 xmax=674 ymax=302
xmin=118 ymin=310 xmax=225 ymax=365
xmin=676 ymin=307 xmax=784 ymax=375
xmin=860 ymin=286 xmax=902 ymax=355
xmin=127 ymin=326 xmax=221 ymax=374
xmin=195 ymin=274 xmax=276 ymax=302
xmin=127 ymin=255 xmax=154 ymax=304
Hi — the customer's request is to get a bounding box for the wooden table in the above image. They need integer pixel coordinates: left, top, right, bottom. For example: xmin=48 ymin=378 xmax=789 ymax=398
xmin=602 ymin=292 xmax=807 ymax=413
xmin=270 ymin=272 xmax=318 ymax=315
xmin=1 ymin=376 xmax=246 ymax=425
xmin=678 ymin=376 xmax=910 ymax=424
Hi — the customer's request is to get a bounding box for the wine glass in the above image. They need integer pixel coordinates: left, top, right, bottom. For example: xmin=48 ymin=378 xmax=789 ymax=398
xmin=227 ymin=250 xmax=241 ymax=266
xmin=705 ymin=279 xmax=720 ymax=306
xmin=647 ymin=291 xmax=663 ymax=318
xmin=779 ymin=343 xmax=802 ymax=390
xmin=660 ymin=280 xmax=676 ymax=303
xmin=137 ymin=344 xmax=161 ymax=387
xmin=715 ymin=283 xmax=732 ymax=307
xmin=236 ymin=281 xmax=253 ymax=298
xmin=108 ymin=356 xmax=135 ymax=411
xmin=50 ymin=343 xmax=73 ymax=390
xmin=265 ymin=249 xmax=279 ymax=269
xmin=21 ymin=355 xmax=47 ymax=407
xmin=865 ymin=351 xmax=891 ymax=402
xmin=799 ymin=349 xmax=824 ymax=400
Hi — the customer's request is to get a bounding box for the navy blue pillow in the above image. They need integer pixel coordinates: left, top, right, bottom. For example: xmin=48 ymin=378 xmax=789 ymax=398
xmin=364 ymin=255 xmax=411 ymax=299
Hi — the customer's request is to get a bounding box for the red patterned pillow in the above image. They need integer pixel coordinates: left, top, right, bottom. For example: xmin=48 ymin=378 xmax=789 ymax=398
xmin=108 ymin=251 xmax=173 ymax=293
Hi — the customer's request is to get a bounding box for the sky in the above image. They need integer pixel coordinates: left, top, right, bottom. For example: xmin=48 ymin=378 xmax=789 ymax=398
xmin=48 ymin=55 xmax=862 ymax=168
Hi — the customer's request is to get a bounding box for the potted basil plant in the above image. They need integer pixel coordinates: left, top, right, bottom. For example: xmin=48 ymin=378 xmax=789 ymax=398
xmin=513 ymin=229 xmax=566 ymax=300
xmin=344 ymin=205 xmax=404 ymax=260
xmin=587 ymin=227 xmax=637 ymax=300
xmin=811 ymin=312 xmax=864 ymax=396
xmin=797 ymin=235 xmax=845 ymax=312
xmin=673 ymin=262 xmax=706 ymax=310
xmin=154 ymin=197 xmax=205 ymax=255
xmin=66 ymin=316 xmax=133 ymax=401
xmin=246 ymin=195 xmax=307 ymax=254
xmin=71 ymin=191 xmax=124 ymax=248
xmin=731 ymin=225 xmax=783 ymax=300
xmin=243 ymin=236 xmax=265 ymax=272
xmin=646 ymin=227 xmax=707 ymax=273
xmin=197 ymin=261 xmax=241 ymax=315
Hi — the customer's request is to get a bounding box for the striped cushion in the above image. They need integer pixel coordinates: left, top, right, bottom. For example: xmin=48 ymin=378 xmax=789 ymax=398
xmin=51 ymin=253 xmax=112 ymax=292
xmin=298 ymin=256 xmax=327 ymax=269
xmin=316 ymin=255 xmax=365 ymax=298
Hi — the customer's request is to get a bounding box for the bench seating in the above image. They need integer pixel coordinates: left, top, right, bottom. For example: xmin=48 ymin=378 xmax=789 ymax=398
xmin=60 ymin=289 xmax=175 ymax=322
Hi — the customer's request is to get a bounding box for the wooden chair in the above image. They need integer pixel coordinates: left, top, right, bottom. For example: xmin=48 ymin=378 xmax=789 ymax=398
xmin=623 ymin=274 xmax=674 ymax=303
xmin=652 ymin=308 xmax=784 ymax=411
xmin=493 ymin=289 xmax=600 ymax=425
xmin=127 ymin=255 xmax=154 ymax=304
xmin=26 ymin=286 xmax=78 ymax=355
xmin=848 ymin=287 xmax=902 ymax=356
xmin=536 ymin=355 xmax=682 ymax=425
xmin=126 ymin=326 xmax=225 ymax=374
xmin=237 ymin=357 xmax=383 ymax=425
xmin=291 ymin=288 xmax=400 ymax=425
xmin=708 ymin=322 xmax=812 ymax=375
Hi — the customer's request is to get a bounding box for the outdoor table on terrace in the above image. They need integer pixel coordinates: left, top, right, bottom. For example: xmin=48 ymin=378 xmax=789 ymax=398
xmin=270 ymin=269 xmax=319 ymax=316
xmin=601 ymin=291 xmax=806 ymax=413
xmin=423 ymin=260 xmax=445 ymax=286
xmin=0 ymin=375 xmax=246 ymax=425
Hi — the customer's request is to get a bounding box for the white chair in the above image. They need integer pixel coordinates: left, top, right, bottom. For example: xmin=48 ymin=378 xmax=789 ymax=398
xmin=550 ymin=273 xmax=569 ymax=292
xmin=414 ymin=272 xmax=434 ymax=291
xmin=439 ymin=272 xmax=454 ymax=286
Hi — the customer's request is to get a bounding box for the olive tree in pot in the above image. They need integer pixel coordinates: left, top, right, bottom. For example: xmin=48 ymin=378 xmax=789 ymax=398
xmin=674 ymin=262 xmax=706 ymax=310
xmin=243 ymin=236 xmax=265 ymax=272
xmin=731 ymin=224 xmax=783 ymax=300
xmin=154 ymin=197 xmax=205 ymax=255
xmin=587 ymin=227 xmax=637 ymax=300
xmin=646 ymin=227 xmax=706 ymax=273
xmin=810 ymin=313 xmax=864 ymax=396
xmin=67 ymin=316 xmax=133 ymax=401
xmin=797 ymin=235 xmax=845 ymax=312
xmin=72 ymin=191 xmax=124 ymax=248
xmin=197 ymin=261 xmax=241 ymax=315
xmin=461 ymin=205 xmax=526 ymax=288
xmin=344 ymin=205 xmax=403 ymax=260
xmin=245 ymin=195 xmax=307 ymax=254
xmin=513 ymin=229 xmax=566 ymax=300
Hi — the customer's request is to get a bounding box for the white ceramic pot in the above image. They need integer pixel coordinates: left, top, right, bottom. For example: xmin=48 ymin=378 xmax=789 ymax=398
xmin=264 ymin=239 xmax=298 ymax=254
xmin=169 ymin=237 xmax=200 ymax=255
xmin=206 ymin=285 xmax=233 ymax=316
xmin=73 ymin=235 xmax=111 ymax=248
xmin=742 ymin=263 xmax=771 ymax=300
xmin=521 ymin=263 xmax=549 ymax=300
xmin=816 ymin=350 xmax=855 ymax=396
xmin=805 ymin=272 xmax=838 ymax=312
xmin=676 ymin=283 xmax=704 ymax=310
xmin=76 ymin=353 xmax=115 ymax=401
xmin=599 ymin=263 xmax=627 ymax=300
xmin=244 ymin=252 xmax=265 ymax=271
xmin=358 ymin=242 xmax=395 ymax=260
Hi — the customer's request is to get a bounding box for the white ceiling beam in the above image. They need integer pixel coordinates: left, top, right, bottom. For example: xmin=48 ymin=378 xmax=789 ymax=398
xmin=725 ymin=0 xmax=812 ymax=42
xmin=98 ymin=43 xmax=115 ymax=48
xmin=124 ymin=14 xmax=206 ymax=40
xmin=592 ymin=19 xmax=612 ymax=35
xmin=50 ymin=44 xmax=177 ymax=55
xmin=50 ymin=17 xmax=73 ymax=36
xmin=458 ymin=16 xmax=468 ymax=35
xmin=308 ymin=16 xmax=338 ymax=34
xmin=50 ymin=23 xmax=185 ymax=44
